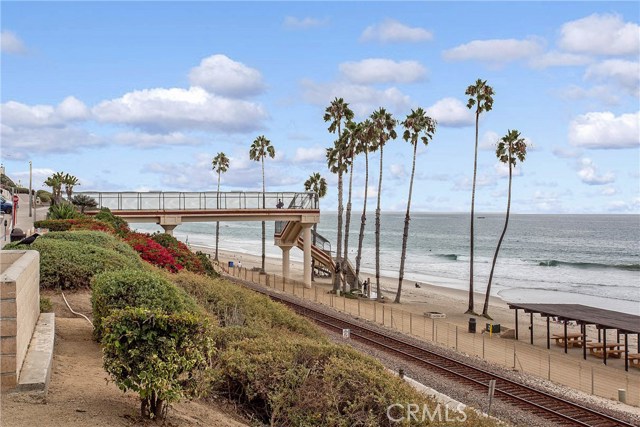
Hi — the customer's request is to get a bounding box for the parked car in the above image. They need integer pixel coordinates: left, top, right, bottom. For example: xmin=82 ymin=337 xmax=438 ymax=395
xmin=1 ymin=196 xmax=13 ymax=214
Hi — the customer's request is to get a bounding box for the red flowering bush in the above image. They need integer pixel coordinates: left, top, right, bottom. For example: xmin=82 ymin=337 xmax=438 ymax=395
xmin=124 ymin=232 xmax=183 ymax=273
xmin=151 ymin=233 xmax=204 ymax=274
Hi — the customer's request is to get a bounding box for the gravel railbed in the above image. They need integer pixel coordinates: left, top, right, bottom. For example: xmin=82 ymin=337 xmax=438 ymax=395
xmin=229 ymin=276 xmax=640 ymax=426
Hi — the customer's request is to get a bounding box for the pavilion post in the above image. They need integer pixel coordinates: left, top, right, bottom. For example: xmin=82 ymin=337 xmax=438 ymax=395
xmin=564 ymin=320 xmax=568 ymax=354
xmin=637 ymin=333 xmax=639 ymax=353
xmin=514 ymin=308 xmax=519 ymax=340
xmin=598 ymin=328 xmax=601 ymax=343
xmin=624 ymin=333 xmax=629 ymax=372
xmin=582 ymin=323 xmax=587 ymax=360
xmin=546 ymin=316 xmax=550 ymax=349
xmin=603 ymin=327 xmax=607 ymax=365
xmin=530 ymin=312 xmax=534 ymax=345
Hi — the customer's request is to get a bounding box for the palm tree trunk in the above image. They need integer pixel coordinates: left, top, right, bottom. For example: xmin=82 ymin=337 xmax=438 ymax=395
xmin=261 ymin=158 xmax=266 ymax=273
xmin=483 ymin=162 xmax=513 ymax=318
xmin=395 ymin=142 xmax=418 ymax=303
xmin=375 ymin=144 xmax=384 ymax=301
xmin=355 ymin=148 xmax=369 ymax=289
xmin=311 ymin=223 xmax=318 ymax=281
xmin=343 ymin=159 xmax=354 ymax=293
xmin=333 ymin=159 xmax=344 ymax=292
xmin=215 ymin=171 xmax=221 ymax=261
xmin=467 ymin=111 xmax=480 ymax=314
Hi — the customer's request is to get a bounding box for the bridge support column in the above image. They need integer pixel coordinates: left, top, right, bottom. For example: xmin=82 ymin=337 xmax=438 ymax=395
xmin=281 ymin=246 xmax=292 ymax=279
xmin=158 ymin=216 xmax=182 ymax=236
xmin=160 ymin=224 xmax=177 ymax=236
xmin=302 ymin=225 xmax=312 ymax=288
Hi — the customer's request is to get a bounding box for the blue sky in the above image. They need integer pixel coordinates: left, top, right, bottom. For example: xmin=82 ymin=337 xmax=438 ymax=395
xmin=1 ymin=1 xmax=639 ymax=214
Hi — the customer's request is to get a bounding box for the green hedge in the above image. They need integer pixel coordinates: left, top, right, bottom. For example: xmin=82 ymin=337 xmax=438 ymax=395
xmin=91 ymin=269 xmax=198 ymax=339
xmin=41 ymin=230 xmax=139 ymax=259
xmin=3 ymin=238 xmax=141 ymax=290
xmin=94 ymin=207 xmax=130 ymax=235
xmin=34 ymin=219 xmax=72 ymax=231
xmin=102 ymin=307 xmax=213 ymax=419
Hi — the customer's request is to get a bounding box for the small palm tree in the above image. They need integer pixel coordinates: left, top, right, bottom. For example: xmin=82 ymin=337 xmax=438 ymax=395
xmin=249 ymin=135 xmax=276 ymax=273
xmin=304 ymin=172 xmax=328 ymax=280
xmin=465 ymin=78 xmax=495 ymax=315
xmin=44 ymin=172 xmax=65 ymax=205
xmin=395 ymin=108 xmax=437 ymax=304
xmin=370 ymin=108 xmax=397 ymax=301
xmin=63 ymin=173 xmax=80 ymax=200
xmin=482 ymin=130 xmax=527 ymax=318
xmin=71 ymin=194 xmax=97 ymax=213
xmin=212 ymin=152 xmax=230 ymax=262
xmin=324 ymin=98 xmax=354 ymax=292
xmin=354 ymin=119 xmax=377 ymax=290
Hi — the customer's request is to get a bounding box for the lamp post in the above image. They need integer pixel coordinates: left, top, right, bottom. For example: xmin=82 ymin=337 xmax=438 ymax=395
xmin=29 ymin=161 xmax=33 ymax=218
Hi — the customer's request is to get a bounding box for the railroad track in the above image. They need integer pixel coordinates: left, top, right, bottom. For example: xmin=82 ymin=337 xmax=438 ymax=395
xmin=239 ymin=280 xmax=635 ymax=427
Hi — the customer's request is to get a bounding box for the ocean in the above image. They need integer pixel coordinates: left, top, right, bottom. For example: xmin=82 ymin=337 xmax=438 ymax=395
xmin=132 ymin=213 xmax=640 ymax=315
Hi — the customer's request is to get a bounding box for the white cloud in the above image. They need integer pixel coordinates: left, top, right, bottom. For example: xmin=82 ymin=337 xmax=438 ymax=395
xmin=552 ymin=146 xmax=582 ymax=159
xmin=93 ymin=86 xmax=267 ymax=133
xmin=569 ymin=111 xmax=640 ymax=149
xmin=558 ymin=13 xmax=640 ymax=56
xmin=1 ymin=96 xmax=90 ymax=128
xmin=389 ymin=163 xmax=406 ymax=179
xmin=577 ymin=158 xmax=615 ymax=185
xmin=584 ymin=60 xmax=640 ymax=96
xmin=339 ymin=59 xmax=427 ymax=85
xmin=283 ymin=16 xmax=327 ymax=30
xmin=479 ymin=131 xmax=500 ymax=150
xmin=1 ymin=30 xmax=26 ymax=54
xmin=453 ymin=174 xmax=496 ymax=191
xmin=529 ymin=51 xmax=592 ymax=69
xmin=425 ymin=97 xmax=474 ymax=127
xmin=607 ymin=198 xmax=640 ymax=213
xmin=114 ymin=132 xmax=200 ymax=148
xmin=1 ymin=125 xmax=103 ymax=157
xmin=12 ymin=168 xmax=56 ymax=190
xmin=301 ymin=79 xmax=411 ymax=117
xmin=559 ymin=85 xmax=621 ymax=106
xmin=293 ymin=146 xmax=325 ymax=163
xmin=443 ymin=38 xmax=543 ymax=64
xmin=188 ymin=54 xmax=265 ymax=98
xmin=360 ymin=19 xmax=432 ymax=43
xmin=494 ymin=162 xmax=523 ymax=178
xmin=601 ymin=186 xmax=617 ymax=196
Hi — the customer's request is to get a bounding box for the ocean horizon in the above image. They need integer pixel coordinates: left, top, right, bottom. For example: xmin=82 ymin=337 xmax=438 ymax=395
xmin=132 ymin=212 xmax=640 ymax=315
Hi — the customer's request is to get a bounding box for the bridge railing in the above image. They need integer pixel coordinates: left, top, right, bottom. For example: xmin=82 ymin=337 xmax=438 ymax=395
xmin=77 ymin=191 xmax=318 ymax=211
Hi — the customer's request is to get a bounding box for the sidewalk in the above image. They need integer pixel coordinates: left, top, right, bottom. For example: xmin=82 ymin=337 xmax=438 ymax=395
xmin=1 ymin=194 xmax=49 ymax=248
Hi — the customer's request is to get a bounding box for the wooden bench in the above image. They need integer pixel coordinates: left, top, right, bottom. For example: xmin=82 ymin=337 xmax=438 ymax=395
xmin=587 ymin=342 xmax=623 ymax=358
xmin=552 ymin=333 xmax=590 ymax=348
xmin=628 ymin=353 xmax=640 ymax=368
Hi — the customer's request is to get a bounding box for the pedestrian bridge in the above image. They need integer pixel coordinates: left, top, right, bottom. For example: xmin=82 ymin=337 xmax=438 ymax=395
xmin=78 ymin=191 xmax=322 ymax=285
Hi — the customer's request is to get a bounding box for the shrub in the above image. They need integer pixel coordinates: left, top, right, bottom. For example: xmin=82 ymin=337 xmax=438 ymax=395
xmin=195 ymin=251 xmax=219 ymax=278
xmin=91 ymin=268 xmax=197 ymax=338
xmin=125 ymin=232 xmax=183 ymax=273
xmin=71 ymin=194 xmax=98 ymax=213
xmin=151 ymin=233 xmax=204 ymax=274
xmin=94 ymin=207 xmax=130 ymax=235
xmin=33 ymin=219 xmax=72 ymax=231
xmin=40 ymin=297 xmax=52 ymax=313
xmin=15 ymin=187 xmax=30 ymax=194
xmin=3 ymin=238 xmax=141 ymax=290
xmin=34 ymin=218 xmax=114 ymax=233
xmin=102 ymin=307 xmax=213 ymax=419
xmin=47 ymin=202 xmax=80 ymax=219
xmin=36 ymin=189 xmax=52 ymax=204
xmin=41 ymin=230 xmax=140 ymax=259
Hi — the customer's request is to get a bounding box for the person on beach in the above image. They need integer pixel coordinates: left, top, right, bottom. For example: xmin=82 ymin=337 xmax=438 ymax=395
xmin=415 ymin=282 xmax=421 ymax=288
xmin=238 ymin=260 xmax=242 ymax=269
xmin=276 ymin=199 xmax=284 ymax=209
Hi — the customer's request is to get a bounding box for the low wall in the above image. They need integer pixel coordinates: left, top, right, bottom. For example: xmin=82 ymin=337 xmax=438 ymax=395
xmin=1 ymin=250 xmax=40 ymax=390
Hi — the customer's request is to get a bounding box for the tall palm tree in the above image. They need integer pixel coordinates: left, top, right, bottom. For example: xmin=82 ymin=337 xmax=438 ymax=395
xmin=354 ymin=119 xmax=377 ymax=290
xmin=324 ymin=98 xmax=354 ymax=292
xmin=482 ymin=130 xmax=527 ymax=318
xmin=326 ymin=137 xmax=351 ymax=292
xmin=342 ymin=120 xmax=361 ymax=291
xmin=465 ymin=78 xmax=495 ymax=314
xmin=370 ymin=108 xmax=397 ymax=301
xmin=249 ymin=135 xmax=276 ymax=273
xmin=212 ymin=152 xmax=230 ymax=262
xmin=63 ymin=173 xmax=80 ymax=200
xmin=44 ymin=171 xmax=65 ymax=205
xmin=304 ymin=172 xmax=328 ymax=280
xmin=395 ymin=108 xmax=437 ymax=303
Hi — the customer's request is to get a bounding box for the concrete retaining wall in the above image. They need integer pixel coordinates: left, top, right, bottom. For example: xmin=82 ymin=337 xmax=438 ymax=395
xmin=1 ymin=250 xmax=40 ymax=390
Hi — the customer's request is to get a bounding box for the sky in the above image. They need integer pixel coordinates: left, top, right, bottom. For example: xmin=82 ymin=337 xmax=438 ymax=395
xmin=1 ymin=1 xmax=639 ymax=214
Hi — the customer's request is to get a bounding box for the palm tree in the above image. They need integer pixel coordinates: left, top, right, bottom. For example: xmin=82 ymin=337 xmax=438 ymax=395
xmin=370 ymin=108 xmax=397 ymax=301
xmin=62 ymin=173 xmax=80 ymax=200
xmin=324 ymin=98 xmax=354 ymax=292
xmin=212 ymin=152 xmax=230 ymax=262
xmin=354 ymin=119 xmax=377 ymax=290
xmin=395 ymin=108 xmax=437 ymax=303
xmin=44 ymin=172 xmax=65 ymax=205
xmin=249 ymin=135 xmax=276 ymax=273
xmin=304 ymin=172 xmax=328 ymax=280
xmin=465 ymin=78 xmax=495 ymax=314
xmin=342 ymin=120 xmax=361 ymax=292
xmin=482 ymin=130 xmax=527 ymax=318
xmin=71 ymin=194 xmax=97 ymax=213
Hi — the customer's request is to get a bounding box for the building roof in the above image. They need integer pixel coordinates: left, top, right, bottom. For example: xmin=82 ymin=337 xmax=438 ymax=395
xmin=507 ymin=303 xmax=640 ymax=334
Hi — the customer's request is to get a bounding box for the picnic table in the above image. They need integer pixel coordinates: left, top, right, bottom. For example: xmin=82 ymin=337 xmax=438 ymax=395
xmin=586 ymin=342 xmax=624 ymax=358
xmin=628 ymin=353 xmax=640 ymax=368
xmin=552 ymin=332 xmax=590 ymax=348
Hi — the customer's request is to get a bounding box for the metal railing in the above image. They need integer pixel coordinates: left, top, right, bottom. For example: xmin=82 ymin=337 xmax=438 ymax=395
xmin=77 ymin=191 xmax=318 ymax=211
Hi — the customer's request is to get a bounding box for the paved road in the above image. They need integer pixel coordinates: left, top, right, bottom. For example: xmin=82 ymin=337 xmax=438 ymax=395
xmin=1 ymin=194 xmax=49 ymax=247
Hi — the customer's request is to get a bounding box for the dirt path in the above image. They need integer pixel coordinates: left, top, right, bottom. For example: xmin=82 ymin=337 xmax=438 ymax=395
xmin=1 ymin=291 xmax=249 ymax=427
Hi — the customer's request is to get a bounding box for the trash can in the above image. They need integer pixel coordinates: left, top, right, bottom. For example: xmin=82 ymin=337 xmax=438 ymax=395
xmin=468 ymin=317 xmax=476 ymax=333
xmin=10 ymin=228 xmax=25 ymax=242
xmin=228 ymin=261 xmax=234 ymax=268
xmin=485 ymin=323 xmax=501 ymax=333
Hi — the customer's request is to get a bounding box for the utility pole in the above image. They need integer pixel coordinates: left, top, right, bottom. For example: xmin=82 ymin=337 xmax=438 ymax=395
xmin=28 ymin=161 xmax=33 ymax=217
